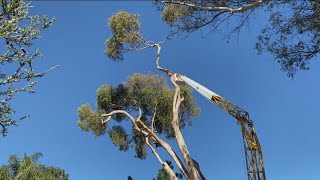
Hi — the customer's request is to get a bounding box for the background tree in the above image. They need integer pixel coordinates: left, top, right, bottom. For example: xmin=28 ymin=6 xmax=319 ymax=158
xmin=0 ymin=0 xmax=55 ymax=136
xmin=0 ymin=152 xmax=68 ymax=180
xmin=156 ymin=0 xmax=320 ymax=77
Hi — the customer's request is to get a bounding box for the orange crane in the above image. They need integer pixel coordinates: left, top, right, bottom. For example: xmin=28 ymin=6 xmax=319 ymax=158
xmin=175 ymin=73 xmax=266 ymax=180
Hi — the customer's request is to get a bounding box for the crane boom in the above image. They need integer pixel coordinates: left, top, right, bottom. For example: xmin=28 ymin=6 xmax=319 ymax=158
xmin=176 ymin=74 xmax=266 ymax=180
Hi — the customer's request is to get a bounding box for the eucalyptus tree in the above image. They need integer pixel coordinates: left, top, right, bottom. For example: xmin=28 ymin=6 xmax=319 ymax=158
xmin=157 ymin=0 xmax=320 ymax=77
xmin=0 ymin=153 xmax=68 ymax=180
xmin=78 ymin=73 xmax=200 ymax=180
xmin=0 ymin=0 xmax=55 ymax=136
xmin=78 ymin=11 xmax=205 ymax=180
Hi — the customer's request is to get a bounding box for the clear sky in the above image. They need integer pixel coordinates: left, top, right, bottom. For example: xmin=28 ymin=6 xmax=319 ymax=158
xmin=1 ymin=1 xmax=320 ymax=180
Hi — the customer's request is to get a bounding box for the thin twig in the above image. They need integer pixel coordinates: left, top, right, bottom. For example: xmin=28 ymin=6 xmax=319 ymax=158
xmin=151 ymin=105 xmax=157 ymax=132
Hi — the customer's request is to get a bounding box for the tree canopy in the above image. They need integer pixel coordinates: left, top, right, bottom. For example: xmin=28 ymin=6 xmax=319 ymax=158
xmin=0 ymin=0 xmax=55 ymax=136
xmin=105 ymin=11 xmax=142 ymax=61
xmin=0 ymin=153 xmax=68 ymax=180
xmin=78 ymin=73 xmax=199 ymax=159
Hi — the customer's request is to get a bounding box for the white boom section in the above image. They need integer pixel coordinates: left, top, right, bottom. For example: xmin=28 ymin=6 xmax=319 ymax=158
xmin=176 ymin=73 xmax=266 ymax=180
xmin=176 ymin=74 xmax=220 ymax=101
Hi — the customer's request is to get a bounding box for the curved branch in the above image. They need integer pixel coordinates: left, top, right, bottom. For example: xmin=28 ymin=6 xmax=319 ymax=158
xmin=101 ymin=110 xmax=188 ymax=178
xmin=154 ymin=43 xmax=173 ymax=75
xmin=101 ymin=110 xmax=148 ymax=137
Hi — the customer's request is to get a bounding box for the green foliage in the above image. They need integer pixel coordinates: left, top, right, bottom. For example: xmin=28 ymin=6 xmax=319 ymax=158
xmin=77 ymin=73 xmax=199 ymax=159
xmin=153 ymin=161 xmax=183 ymax=180
xmin=0 ymin=153 xmax=68 ymax=180
xmin=105 ymin=11 xmax=142 ymax=61
xmin=157 ymin=0 xmax=320 ymax=77
xmin=162 ymin=4 xmax=191 ymax=27
xmin=108 ymin=125 xmax=129 ymax=151
xmin=77 ymin=104 xmax=106 ymax=136
xmin=256 ymin=1 xmax=320 ymax=77
xmin=0 ymin=0 xmax=55 ymax=136
xmin=158 ymin=0 xmax=248 ymax=33
xmin=132 ymin=130 xmax=147 ymax=159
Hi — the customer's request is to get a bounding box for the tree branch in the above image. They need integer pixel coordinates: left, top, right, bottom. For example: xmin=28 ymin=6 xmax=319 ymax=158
xmin=161 ymin=0 xmax=270 ymax=13
xmin=137 ymin=119 xmax=188 ymax=179
xmin=154 ymin=43 xmax=173 ymax=75
xmin=151 ymin=105 xmax=157 ymax=132
xmin=146 ymin=137 xmax=178 ymax=180
xmin=101 ymin=110 xmax=149 ymax=137
xmin=101 ymin=109 xmax=188 ymax=178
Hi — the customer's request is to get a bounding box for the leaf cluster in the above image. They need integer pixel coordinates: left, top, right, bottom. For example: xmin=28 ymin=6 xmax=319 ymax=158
xmin=153 ymin=161 xmax=183 ymax=180
xmin=0 ymin=0 xmax=55 ymax=136
xmin=77 ymin=104 xmax=106 ymax=136
xmin=256 ymin=0 xmax=320 ymax=77
xmin=158 ymin=0 xmax=255 ymax=33
xmin=157 ymin=1 xmax=320 ymax=77
xmin=0 ymin=153 xmax=68 ymax=180
xmin=77 ymin=73 xmax=199 ymax=159
xmin=105 ymin=11 xmax=143 ymax=61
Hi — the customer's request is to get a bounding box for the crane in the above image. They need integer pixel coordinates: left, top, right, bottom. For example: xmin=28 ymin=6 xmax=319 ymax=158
xmin=175 ymin=73 xmax=266 ymax=180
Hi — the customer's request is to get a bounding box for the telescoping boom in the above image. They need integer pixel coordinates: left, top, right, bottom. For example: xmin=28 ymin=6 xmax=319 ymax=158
xmin=175 ymin=74 xmax=266 ymax=180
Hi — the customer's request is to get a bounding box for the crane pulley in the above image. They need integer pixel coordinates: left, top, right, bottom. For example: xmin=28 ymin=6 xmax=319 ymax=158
xmin=175 ymin=74 xmax=266 ymax=180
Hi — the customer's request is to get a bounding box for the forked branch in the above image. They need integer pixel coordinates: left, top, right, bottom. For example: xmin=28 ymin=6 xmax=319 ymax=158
xmin=101 ymin=109 xmax=188 ymax=179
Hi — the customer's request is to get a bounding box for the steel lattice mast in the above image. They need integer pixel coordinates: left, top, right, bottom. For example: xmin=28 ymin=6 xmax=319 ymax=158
xmin=175 ymin=74 xmax=266 ymax=180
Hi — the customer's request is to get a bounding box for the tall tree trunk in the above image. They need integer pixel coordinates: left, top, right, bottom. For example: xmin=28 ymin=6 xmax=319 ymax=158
xmin=170 ymin=75 xmax=198 ymax=180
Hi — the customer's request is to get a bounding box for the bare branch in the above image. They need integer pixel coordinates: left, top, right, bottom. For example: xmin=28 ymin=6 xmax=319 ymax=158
xmin=170 ymin=74 xmax=183 ymax=110
xmin=158 ymin=31 xmax=179 ymax=44
xmin=154 ymin=43 xmax=173 ymax=75
xmin=161 ymin=0 xmax=270 ymax=13
xmin=101 ymin=109 xmax=188 ymax=178
xmin=137 ymin=120 xmax=188 ymax=178
xmin=155 ymin=43 xmax=162 ymax=70
xmin=146 ymin=137 xmax=178 ymax=180
xmin=146 ymin=137 xmax=164 ymax=164
xmin=151 ymin=105 xmax=157 ymax=132
xmin=101 ymin=110 xmax=148 ymax=137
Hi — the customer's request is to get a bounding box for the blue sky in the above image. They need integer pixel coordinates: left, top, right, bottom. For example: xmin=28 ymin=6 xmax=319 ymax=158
xmin=1 ymin=1 xmax=320 ymax=180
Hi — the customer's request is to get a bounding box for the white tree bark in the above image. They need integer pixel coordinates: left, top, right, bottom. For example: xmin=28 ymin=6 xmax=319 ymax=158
xmin=146 ymin=137 xmax=178 ymax=180
xmin=101 ymin=109 xmax=187 ymax=179
xmin=170 ymin=74 xmax=198 ymax=180
xmin=153 ymin=42 xmax=205 ymax=180
xmin=161 ymin=0 xmax=270 ymax=13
